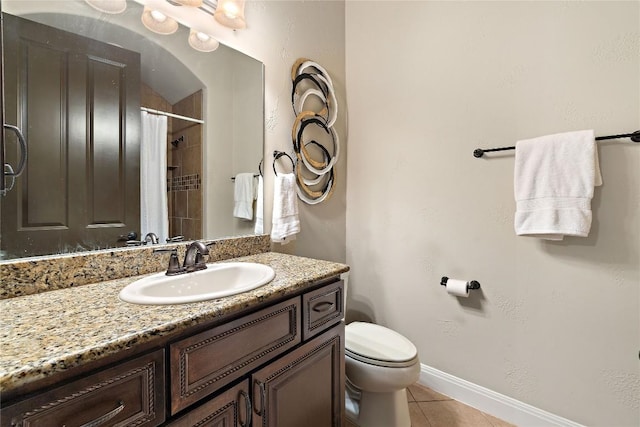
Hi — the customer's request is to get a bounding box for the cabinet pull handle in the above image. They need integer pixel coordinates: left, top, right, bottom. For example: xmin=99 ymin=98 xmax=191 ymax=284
xmin=253 ymin=379 xmax=266 ymax=417
xmin=78 ymin=400 xmax=125 ymax=427
xmin=312 ymin=301 xmax=335 ymax=312
xmin=238 ymin=390 xmax=252 ymax=427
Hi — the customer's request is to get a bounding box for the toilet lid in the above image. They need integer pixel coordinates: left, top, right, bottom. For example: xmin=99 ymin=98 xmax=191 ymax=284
xmin=345 ymin=322 xmax=418 ymax=366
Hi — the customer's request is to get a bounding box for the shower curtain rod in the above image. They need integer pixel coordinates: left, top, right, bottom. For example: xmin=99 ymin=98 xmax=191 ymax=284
xmin=141 ymin=107 xmax=205 ymax=124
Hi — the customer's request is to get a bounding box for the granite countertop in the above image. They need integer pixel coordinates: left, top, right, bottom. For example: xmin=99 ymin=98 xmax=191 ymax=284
xmin=0 ymin=252 xmax=349 ymax=395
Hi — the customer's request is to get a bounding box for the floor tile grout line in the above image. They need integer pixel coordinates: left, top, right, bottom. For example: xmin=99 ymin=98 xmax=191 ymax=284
xmin=412 ymin=400 xmax=434 ymax=427
xmin=413 ymin=397 xmax=455 ymax=402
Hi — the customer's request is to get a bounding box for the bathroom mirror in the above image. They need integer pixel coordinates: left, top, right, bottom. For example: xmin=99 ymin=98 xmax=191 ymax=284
xmin=0 ymin=0 xmax=264 ymax=260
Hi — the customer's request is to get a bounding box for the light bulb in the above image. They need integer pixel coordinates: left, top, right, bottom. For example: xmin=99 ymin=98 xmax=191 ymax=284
xmin=214 ymin=0 xmax=246 ymax=30
xmin=150 ymin=10 xmax=168 ymax=23
xmin=141 ymin=7 xmax=179 ymax=35
xmin=188 ymin=29 xmax=219 ymax=52
xmin=196 ymin=32 xmax=210 ymax=42
xmin=222 ymin=2 xmax=239 ymax=19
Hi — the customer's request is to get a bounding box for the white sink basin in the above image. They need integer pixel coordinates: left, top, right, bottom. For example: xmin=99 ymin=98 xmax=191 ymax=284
xmin=119 ymin=262 xmax=275 ymax=305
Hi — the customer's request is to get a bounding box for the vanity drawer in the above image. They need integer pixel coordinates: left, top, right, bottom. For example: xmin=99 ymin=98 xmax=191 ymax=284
xmin=1 ymin=350 xmax=165 ymax=427
xmin=169 ymin=297 xmax=301 ymax=414
xmin=302 ymin=280 xmax=344 ymax=340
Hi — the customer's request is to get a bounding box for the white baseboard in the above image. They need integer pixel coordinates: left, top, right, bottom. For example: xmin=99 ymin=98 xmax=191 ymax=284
xmin=418 ymin=364 xmax=584 ymax=427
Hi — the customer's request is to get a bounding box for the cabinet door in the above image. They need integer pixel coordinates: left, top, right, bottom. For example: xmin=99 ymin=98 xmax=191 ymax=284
xmin=170 ymin=298 xmax=301 ymax=415
xmin=168 ymin=380 xmax=252 ymax=427
xmin=0 ymin=350 xmax=165 ymax=427
xmin=252 ymin=324 xmax=345 ymax=427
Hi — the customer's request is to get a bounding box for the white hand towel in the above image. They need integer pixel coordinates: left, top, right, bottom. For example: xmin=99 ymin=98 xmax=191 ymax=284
xmin=233 ymin=173 xmax=256 ymax=220
xmin=254 ymin=175 xmax=264 ymax=234
xmin=514 ymin=129 xmax=602 ymax=240
xmin=271 ymin=173 xmax=300 ymax=244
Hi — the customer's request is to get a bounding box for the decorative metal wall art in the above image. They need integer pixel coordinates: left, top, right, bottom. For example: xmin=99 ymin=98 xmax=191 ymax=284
xmin=290 ymin=59 xmax=339 ymax=204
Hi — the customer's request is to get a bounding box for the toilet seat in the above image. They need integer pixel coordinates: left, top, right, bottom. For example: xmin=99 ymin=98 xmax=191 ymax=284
xmin=345 ymin=322 xmax=418 ymax=368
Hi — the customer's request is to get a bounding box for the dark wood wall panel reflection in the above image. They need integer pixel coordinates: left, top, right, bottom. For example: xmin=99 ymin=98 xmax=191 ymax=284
xmin=23 ymin=41 xmax=68 ymax=228
xmin=88 ymin=58 xmax=126 ymax=225
xmin=1 ymin=14 xmax=140 ymax=258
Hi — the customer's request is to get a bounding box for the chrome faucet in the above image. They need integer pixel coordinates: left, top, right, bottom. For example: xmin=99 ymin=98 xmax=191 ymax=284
xmin=144 ymin=232 xmax=159 ymax=244
xmin=183 ymin=241 xmax=210 ymax=272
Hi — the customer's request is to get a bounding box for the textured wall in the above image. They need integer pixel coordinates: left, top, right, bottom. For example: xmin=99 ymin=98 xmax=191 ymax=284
xmin=217 ymin=1 xmax=347 ymax=262
xmin=345 ymin=1 xmax=639 ymax=426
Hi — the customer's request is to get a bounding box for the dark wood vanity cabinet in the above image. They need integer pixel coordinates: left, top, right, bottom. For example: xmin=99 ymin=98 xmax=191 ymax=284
xmin=169 ymin=278 xmax=345 ymax=427
xmin=169 ymin=298 xmax=302 ymax=414
xmin=0 ymin=278 xmax=345 ymax=427
xmin=168 ymin=324 xmax=344 ymax=427
xmin=1 ymin=350 xmax=166 ymax=427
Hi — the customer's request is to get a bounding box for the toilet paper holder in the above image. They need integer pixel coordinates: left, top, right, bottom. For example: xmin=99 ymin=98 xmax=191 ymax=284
xmin=440 ymin=276 xmax=481 ymax=291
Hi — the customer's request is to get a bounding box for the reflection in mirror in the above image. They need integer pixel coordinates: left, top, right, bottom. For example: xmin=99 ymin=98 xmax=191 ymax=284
xmin=0 ymin=1 xmax=264 ymax=260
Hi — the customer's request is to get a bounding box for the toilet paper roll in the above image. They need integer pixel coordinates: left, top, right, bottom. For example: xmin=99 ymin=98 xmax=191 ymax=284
xmin=446 ymin=279 xmax=469 ymax=298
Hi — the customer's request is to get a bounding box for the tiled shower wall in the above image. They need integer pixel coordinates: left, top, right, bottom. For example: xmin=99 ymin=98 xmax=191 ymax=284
xmin=140 ymin=84 xmax=203 ymax=241
xmin=170 ymin=91 xmax=203 ymax=240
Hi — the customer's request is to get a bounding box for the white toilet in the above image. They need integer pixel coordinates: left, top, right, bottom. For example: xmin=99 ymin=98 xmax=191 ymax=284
xmin=344 ymin=321 xmax=420 ymax=427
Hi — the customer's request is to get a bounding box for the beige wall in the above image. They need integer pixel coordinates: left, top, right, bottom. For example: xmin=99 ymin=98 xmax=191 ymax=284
xmin=345 ymin=1 xmax=639 ymax=426
xmin=231 ymin=52 xmax=264 ymax=237
xmin=222 ymin=1 xmax=347 ymax=262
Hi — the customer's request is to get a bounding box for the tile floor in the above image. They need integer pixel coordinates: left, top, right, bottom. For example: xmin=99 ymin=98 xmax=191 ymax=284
xmin=346 ymin=383 xmax=516 ymax=427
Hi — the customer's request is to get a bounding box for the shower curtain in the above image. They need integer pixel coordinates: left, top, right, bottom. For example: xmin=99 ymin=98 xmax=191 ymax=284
xmin=140 ymin=111 xmax=169 ymax=244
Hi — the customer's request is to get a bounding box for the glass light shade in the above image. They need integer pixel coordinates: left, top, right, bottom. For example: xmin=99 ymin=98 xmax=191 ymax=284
xmin=188 ymin=29 xmax=220 ymax=52
xmin=84 ymin=0 xmax=127 ymax=14
xmin=141 ymin=7 xmax=179 ymax=35
xmin=214 ymin=0 xmax=246 ymax=30
xmin=173 ymin=0 xmax=204 ymax=6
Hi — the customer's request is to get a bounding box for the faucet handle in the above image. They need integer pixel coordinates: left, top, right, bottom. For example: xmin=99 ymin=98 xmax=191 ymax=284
xmin=166 ymin=235 xmax=184 ymax=243
xmin=193 ymin=252 xmax=208 ymax=271
xmin=153 ymin=248 xmax=185 ymax=276
xmin=118 ymin=231 xmax=138 ymax=242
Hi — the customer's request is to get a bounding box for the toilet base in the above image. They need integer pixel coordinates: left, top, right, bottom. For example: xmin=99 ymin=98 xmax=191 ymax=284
xmin=346 ymin=388 xmax=411 ymax=427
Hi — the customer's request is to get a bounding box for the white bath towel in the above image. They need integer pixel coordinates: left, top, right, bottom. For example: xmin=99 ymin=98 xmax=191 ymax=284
xmin=271 ymin=173 xmax=300 ymax=244
xmin=514 ymin=129 xmax=602 ymax=240
xmin=254 ymin=175 xmax=264 ymax=234
xmin=233 ymin=173 xmax=256 ymax=220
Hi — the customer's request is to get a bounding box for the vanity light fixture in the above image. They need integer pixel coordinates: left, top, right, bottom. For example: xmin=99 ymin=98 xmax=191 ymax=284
xmin=141 ymin=7 xmax=180 ymax=35
xmin=214 ymin=0 xmax=246 ymax=30
xmin=172 ymin=0 xmax=204 ymax=6
xmin=85 ymin=0 xmax=245 ymax=52
xmin=188 ymin=29 xmax=220 ymax=52
xmin=84 ymin=0 xmax=127 ymax=14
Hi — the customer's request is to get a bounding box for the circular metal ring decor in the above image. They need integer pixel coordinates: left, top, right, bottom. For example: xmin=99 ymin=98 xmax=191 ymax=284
xmin=290 ymin=58 xmax=339 ymax=204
